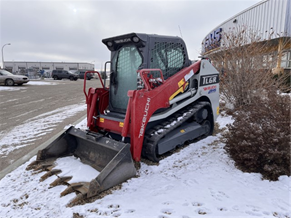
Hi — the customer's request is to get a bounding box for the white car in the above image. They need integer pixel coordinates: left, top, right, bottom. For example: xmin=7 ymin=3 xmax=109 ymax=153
xmin=0 ymin=70 xmax=29 ymax=86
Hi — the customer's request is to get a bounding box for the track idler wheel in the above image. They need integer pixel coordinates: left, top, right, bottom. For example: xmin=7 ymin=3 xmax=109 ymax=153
xmin=195 ymin=107 xmax=208 ymax=123
xmin=142 ymin=140 xmax=159 ymax=163
xmin=201 ymin=119 xmax=212 ymax=137
xmin=146 ymin=143 xmax=159 ymax=162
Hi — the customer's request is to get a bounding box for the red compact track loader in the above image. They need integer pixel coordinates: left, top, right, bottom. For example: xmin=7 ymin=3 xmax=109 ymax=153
xmin=27 ymin=33 xmax=220 ymax=204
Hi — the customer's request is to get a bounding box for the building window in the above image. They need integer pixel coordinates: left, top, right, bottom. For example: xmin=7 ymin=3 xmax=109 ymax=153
xmin=281 ymin=51 xmax=291 ymax=69
xmin=262 ymin=53 xmax=276 ymax=68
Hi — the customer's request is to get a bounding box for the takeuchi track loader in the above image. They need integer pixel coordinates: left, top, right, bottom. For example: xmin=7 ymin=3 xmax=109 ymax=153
xmin=27 ymin=33 xmax=220 ymax=205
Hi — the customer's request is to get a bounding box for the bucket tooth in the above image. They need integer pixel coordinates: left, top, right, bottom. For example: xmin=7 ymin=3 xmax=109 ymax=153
xmin=40 ymin=169 xmax=62 ymax=181
xmin=32 ymin=159 xmax=56 ymax=172
xmin=60 ymin=183 xmax=85 ymax=196
xmin=46 ymin=165 xmax=55 ymax=171
xmin=33 ymin=163 xmax=53 ymax=172
xmin=67 ymin=193 xmax=87 ymax=207
xmin=26 ymin=160 xmax=40 ymax=170
xmin=75 ymin=183 xmax=89 ymax=195
xmin=61 ymin=182 xmax=90 ymax=197
xmin=49 ymin=176 xmax=72 ymax=187
xmin=61 ymin=185 xmax=78 ymax=196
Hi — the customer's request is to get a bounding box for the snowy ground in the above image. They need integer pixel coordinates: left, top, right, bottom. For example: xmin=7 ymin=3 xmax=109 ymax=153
xmin=0 ymin=102 xmax=86 ymax=157
xmin=0 ymin=80 xmax=58 ymax=92
xmin=0 ymin=80 xmax=86 ymax=158
xmin=0 ymin=112 xmax=290 ymax=218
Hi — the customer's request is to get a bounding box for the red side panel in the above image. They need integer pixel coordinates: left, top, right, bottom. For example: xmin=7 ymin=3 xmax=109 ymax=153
xmin=128 ymin=61 xmax=201 ymax=161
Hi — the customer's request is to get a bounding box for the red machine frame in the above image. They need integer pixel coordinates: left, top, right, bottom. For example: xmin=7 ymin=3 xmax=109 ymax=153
xmin=83 ymin=60 xmax=201 ymax=161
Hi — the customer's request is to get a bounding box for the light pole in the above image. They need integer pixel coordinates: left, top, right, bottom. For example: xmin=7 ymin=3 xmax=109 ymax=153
xmin=91 ymin=60 xmax=95 ymax=70
xmin=2 ymin=43 xmax=11 ymax=69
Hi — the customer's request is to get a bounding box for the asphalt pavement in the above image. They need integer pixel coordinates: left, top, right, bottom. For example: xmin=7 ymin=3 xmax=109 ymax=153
xmin=0 ymin=78 xmax=102 ymax=175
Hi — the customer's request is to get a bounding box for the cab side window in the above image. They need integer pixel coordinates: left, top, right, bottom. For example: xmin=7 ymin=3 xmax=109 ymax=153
xmin=150 ymin=42 xmax=186 ymax=79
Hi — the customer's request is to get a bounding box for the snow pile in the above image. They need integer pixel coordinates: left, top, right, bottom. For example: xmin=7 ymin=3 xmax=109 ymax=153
xmin=216 ymin=114 xmax=234 ymax=129
xmin=27 ymin=81 xmax=58 ymax=86
xmin=0 ymin=86 xmax=25 ymax=91
xmin=0 ymin=81 xmax=57 ymax=92
xmin=0 ymin=115 xmax=290 ymax=218
xmin=54 ymin=156 xmax=100 ymax=183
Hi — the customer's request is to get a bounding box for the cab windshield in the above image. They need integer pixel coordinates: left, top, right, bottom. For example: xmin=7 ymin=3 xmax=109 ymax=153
xmin=109 ymin=45 xmax=142 ymax=112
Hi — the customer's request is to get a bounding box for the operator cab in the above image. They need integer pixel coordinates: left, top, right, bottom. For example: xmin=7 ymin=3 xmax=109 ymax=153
xmin=102 ymin=33 xmax=191 ymax=116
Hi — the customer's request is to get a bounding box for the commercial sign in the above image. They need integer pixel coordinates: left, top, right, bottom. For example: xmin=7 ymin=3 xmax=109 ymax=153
xmin=203 ymin=28 xmax=222 ymax=52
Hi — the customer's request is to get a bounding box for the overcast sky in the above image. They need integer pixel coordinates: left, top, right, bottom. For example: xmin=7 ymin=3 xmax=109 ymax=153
xmin=0 ymin=0 xmax=260 ymax=70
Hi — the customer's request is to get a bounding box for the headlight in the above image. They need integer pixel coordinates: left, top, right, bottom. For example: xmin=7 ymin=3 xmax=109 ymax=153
xmin=132 ymin=36 xmax=140 ymax=43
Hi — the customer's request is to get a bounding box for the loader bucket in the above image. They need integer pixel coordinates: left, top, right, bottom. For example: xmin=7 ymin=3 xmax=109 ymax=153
xmin=29 ymin=126 xmax=136 ymax=202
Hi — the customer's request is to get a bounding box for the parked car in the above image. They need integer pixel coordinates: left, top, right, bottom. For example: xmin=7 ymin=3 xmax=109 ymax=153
xmin=51 ymin=70 xmax=79 ymax=80
xmin=0 ymin=70 xmax=29 ymax=86
xmin=74 ymin=70 xmax=93 ymax=80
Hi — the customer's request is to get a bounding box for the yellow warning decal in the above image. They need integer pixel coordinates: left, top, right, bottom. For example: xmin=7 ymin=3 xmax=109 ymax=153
xmin=216 ymin=106 xmax=219 ymax=115
xmin=169 ymin=82 xmax=189 ymax=101
xmin=119 ymin=122 xmax=124 ymax=127
xmin=180 ymin=129 xmax=185 ymax=133
xmin=178 ymin=78 xmax=185 ymax=87
xmin=169 ymin=86 xmax=184 ymax=100
xmin=100 ymin=118 xmax=105 ymax=123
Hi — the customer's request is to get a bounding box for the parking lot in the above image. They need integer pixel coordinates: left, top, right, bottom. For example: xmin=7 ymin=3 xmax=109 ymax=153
xmin=0 ymin=78 xmax=102 ymax=172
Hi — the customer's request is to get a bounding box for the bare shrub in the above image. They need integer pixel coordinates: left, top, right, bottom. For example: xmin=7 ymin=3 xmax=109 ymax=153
xmin=224 ymin=91 xmax=290 ymax=180
xmin=208 ymin=26 xmax=290 ymax=109
xmin=204 ymin=27 xmax=291 ymax=180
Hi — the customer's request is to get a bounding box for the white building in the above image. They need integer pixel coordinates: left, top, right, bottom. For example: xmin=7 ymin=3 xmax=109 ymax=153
xmin=201 ymin=0 xmax=291 ymax=73
xmin=3 ymin=61 xmax=94 ymax=74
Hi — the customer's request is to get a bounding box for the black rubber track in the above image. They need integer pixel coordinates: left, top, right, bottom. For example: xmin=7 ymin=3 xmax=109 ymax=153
xmin=142 ymin=101 xmax=211 ymax=162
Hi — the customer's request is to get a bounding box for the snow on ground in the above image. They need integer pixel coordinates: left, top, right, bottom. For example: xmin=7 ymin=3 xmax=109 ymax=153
xmin=0 ymin=103 xmax=86 ymax=156
xmin=216 ymin=114 xmax=234 ymax=129
xmin=0 ymin=114 xmax=290 ymax=218
xmin=26 ymin=81 xmax=58 ymax=86
xmin=0 ymin=86 xmax=26 ymax=91
xmin=0 ymin=80 xmax=58 ymax=91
